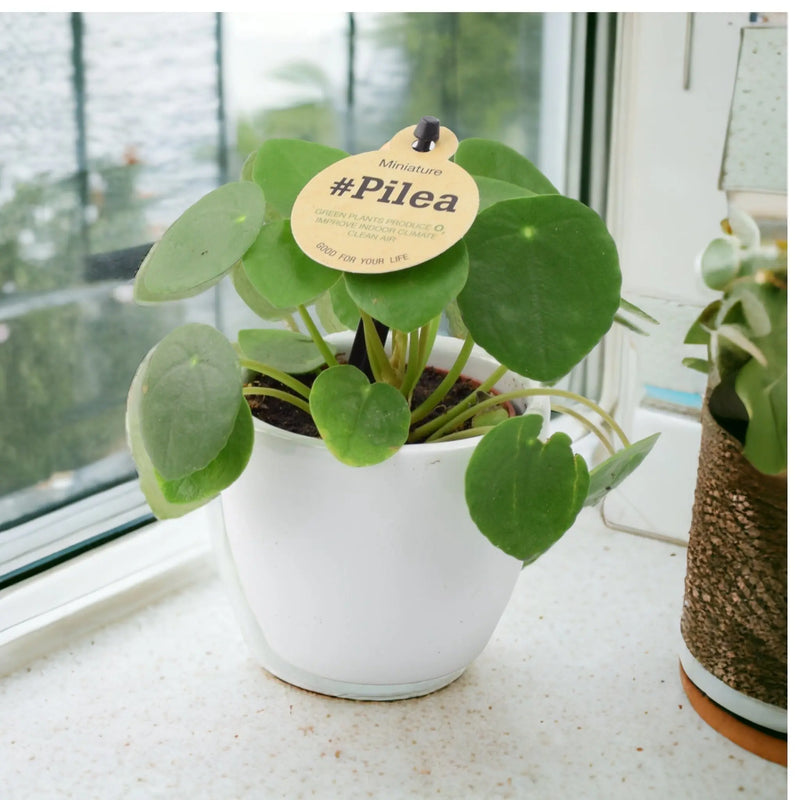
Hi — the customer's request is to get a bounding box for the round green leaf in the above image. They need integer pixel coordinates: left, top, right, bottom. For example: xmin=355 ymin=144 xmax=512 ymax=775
xmin=242 ymin=219 xmax=341 ymax=308
xmin=454 ymin=138 xmax=560 ymax=195
xmin=583 ymin=433 xmax=660 ymax=507
xmin=344 ymin=241 xmax=469 ymax=333
xmin=459 ymin=195 xmax=621 ymax=381
xmin=474 ymin=175 xmax=536 ymax=212
xmin=309 ymin=365 xmax=411 ymax=466
xmin=238 ymin=328 xmax=328 ymax=374
xmin=253 ymin=138 xmax=349 ymax=218
xmin=314 ymin=288 xmax=349 ymax=334
xmin=231 ymin=260 xmax=295 ymax=321
xmin=134 ymin=182 xmax=266 ymax=302
xmin=700 ymin=237 xmax=739 ymax=290
xmin=139 ymin=323 xmax=243 ymax=480
xmin=158 ymin=395 xmax=254 ymax=504
xmin=328 ymin=276 xmax=361 ymax=330
xmin=126 ymin=350 xmax=211 ymax=519
xmin=465 ymin=415 xmax=590 ymax=562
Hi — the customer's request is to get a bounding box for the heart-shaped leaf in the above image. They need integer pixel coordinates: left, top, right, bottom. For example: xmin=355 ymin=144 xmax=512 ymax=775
xmin=454 ymin=138 xmax=560 ymax=195
xmin=134 ymin=182 xmax=266 ymax=302
xmin=238 ymin=328 xmax=328 ymax=374
xmin=242 ymin=219 xmax=341 ymax=308
xmin=459 ymin=195 xmax=621 ymax=381
xmin=465 ymin=415 xmax=589 ymax=562
xmin=344 ymin=241 xmax=469 ymax=333
xmin=583 ymin=433 xmax=660 ymax=507
xmin=253 ymin=138 xmax=349 ymax=218
xmin=309 ymin=365 xmax=411 ymax=466
xmin=138 ymin=323 xmax=243 ymax=480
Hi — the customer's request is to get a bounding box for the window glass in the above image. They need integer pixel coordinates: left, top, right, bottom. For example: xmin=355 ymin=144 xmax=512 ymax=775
xmin=0 ymin=12 xmax=222 ymax=531
xmin=221 ymin=11 xmax=566 ymax=336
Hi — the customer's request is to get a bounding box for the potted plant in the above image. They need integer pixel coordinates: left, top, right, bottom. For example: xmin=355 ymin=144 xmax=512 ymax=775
xmin=126 ymin=118 xmax=657 ymax=700
xmin=680 ymin=207 xmax=787 ymax=760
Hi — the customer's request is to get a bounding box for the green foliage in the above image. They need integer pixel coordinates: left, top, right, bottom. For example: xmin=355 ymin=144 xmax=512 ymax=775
xmin=459 ymin=195 xmax=621 ymax=382
xmin=238 ymin=329 xmax=328 ymax=374
xmin=584 ymin=434 xmax=660 ymax=508
xmin=454 ymin=138 xmax=559 ymax=196
xmin=134 ymin=182 xmax=266 ymax=302
xmin=137 ymin=323 xmax=243 ymax=480
xmin=464 ymin=415 xmax=589 ymax=562
xmin=126 ymin=131 xmax=656 ymax=565
xmin=684 ymin=210 xmax=787 ymax=474
xmin=242 ymin=220 xmax=340 ymax=308
xmin=309 ymin=365 xmax=411 ymax=466
xmin=343 ymin=242 xmax=469 ymax=333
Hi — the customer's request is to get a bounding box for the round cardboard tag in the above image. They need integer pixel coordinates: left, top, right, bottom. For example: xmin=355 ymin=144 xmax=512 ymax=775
xmin=290 ymin=125 xmax=479 ymax=274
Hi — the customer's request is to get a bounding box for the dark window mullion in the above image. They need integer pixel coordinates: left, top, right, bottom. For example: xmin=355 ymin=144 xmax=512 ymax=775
xmin=70 ymin=12 xmax=90 ymax=267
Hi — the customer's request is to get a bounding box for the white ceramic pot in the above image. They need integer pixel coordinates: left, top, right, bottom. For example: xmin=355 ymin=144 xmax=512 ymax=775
xmin=215 ymin=334 xmax=548 ymax=700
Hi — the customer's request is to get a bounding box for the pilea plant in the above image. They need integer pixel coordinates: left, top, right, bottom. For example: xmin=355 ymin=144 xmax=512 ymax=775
xmin=126 ymin=126 xmax=658 ymax=564
xmin=683 ymin=207 xmax=787 ymax=475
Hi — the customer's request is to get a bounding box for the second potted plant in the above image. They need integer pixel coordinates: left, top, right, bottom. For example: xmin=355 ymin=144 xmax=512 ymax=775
xmin=126 ymin=118 xmax=657 ymax=699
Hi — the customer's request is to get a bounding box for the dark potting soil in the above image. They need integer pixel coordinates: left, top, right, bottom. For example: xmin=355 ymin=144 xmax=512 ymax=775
xmin=245 ymin=364 xmax=503 ymax=441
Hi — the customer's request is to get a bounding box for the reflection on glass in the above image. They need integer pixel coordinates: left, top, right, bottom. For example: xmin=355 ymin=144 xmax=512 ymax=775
xmin=0 ymin=13 xmax=221 ymax=528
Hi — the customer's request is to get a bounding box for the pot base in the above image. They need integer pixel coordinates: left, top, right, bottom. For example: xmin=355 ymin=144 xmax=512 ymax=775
xmin=678 ymin=663 xmax=786 ymax=766
xmin=261 ymin=654 xmax=466 ymax=701
xmin=213 ymin=516 xmax=474 ymax=701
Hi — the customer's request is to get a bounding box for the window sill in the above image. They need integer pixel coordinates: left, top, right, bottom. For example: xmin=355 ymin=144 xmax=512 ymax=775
xmin=0 ymin=505 xmax=785 ymax=796
xmin=0 ymin=502 xmax=217 ymax=678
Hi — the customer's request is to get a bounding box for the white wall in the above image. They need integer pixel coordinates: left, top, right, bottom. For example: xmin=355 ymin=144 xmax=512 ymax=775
xmin=608 ymin=12 xmax=750 ymax=305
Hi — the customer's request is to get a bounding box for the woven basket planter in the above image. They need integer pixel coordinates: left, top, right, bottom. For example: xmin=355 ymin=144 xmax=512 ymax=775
xmin=680 ymin=394 xmax=787 ymax=753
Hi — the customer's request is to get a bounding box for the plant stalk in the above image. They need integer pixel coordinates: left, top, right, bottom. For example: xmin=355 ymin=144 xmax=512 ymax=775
xmin=297 ymin=304 xmax=338 ymax=368
xmin=360 ymin=312 xmax=398 ymax=385
xmin=425 ymin=386 xmax=632 ymax=447
xmin=241 ymin=386 xmax=311 ymax=415
xmin=550 ymin=403 xmax=614 ymax=455
xmin=239 ymin=359 xmax=311 ymax=399
xmin=408 ymin=363 xmax=508 ymax=442
xmin=400 ymin=328 xmax=421 ymax=398
xmin=409 ymin=334 xmax=475 ymax=424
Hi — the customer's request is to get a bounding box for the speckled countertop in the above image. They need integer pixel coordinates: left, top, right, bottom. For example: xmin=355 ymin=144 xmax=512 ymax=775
xmin=0 ymin=511 xmax=787 ymax=799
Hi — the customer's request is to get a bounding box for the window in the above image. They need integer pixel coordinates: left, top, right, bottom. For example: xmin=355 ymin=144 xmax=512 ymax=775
xmin=599 ymin=12 xmax=786 ymax=543
xmin=0 ymin=11 xmax=586 ymax=589
xmin=0 ymin=12 xmax=224 ymax=583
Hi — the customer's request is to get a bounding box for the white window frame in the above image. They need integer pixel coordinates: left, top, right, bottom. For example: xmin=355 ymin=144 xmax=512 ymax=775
xmin=599 ymin=11 xmax=768 ymax=544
